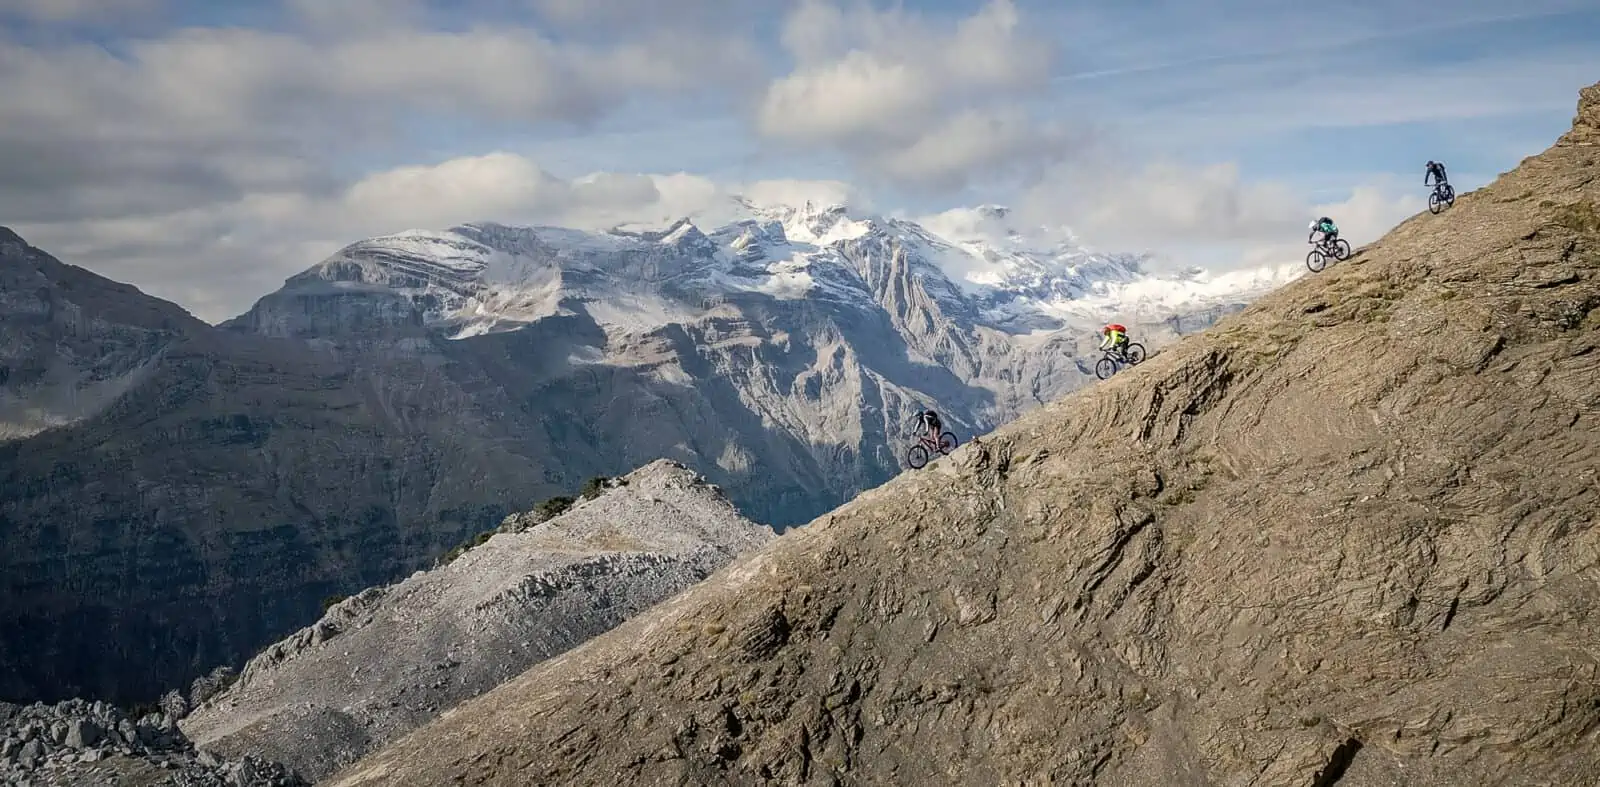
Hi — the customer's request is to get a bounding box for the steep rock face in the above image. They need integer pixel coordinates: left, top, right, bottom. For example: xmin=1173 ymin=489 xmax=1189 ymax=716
xmin=328 ymin=82 xmax=1600 ymax=787
xmin=0 ymin=229 xmax=204 ymax=440
xmin=0 ymin=326 xmax=570 ymax=705
xmin=180 ymin=460 xmax=772 ymax=783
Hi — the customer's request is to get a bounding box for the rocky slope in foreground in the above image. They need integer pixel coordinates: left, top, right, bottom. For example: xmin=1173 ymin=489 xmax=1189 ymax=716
xmin=179 ymin=460 xmax=772 ymax=783
xmin=328 ymin=82 xmax=1600 ymax=786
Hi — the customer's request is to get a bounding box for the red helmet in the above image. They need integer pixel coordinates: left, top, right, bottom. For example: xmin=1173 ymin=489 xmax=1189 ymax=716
xmin=1105 ymin=323 xmax=1127 ymax=333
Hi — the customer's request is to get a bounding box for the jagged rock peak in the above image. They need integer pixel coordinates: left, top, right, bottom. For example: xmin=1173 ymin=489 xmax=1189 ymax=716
xmin=179 ymin=456 xmax=772 ymax=783
xmin=1559 ymin=79 xmax=1600 ymax=145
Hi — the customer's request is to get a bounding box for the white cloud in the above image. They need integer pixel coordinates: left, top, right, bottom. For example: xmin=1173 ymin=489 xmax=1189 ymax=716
xmin=11 ymin=151 xmax=855 ymax=323
xmin=1018 ymin=157 xmax=1424 ymax=272
xmin=757 ymin=0 xmax=1063 ymax=190
xmin=0 ymin=14 xmax=760 ymax=223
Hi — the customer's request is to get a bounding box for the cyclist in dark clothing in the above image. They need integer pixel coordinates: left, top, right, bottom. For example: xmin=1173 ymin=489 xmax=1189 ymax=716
xmin=911 ymin=409 xmax=942 ymax=443
xmin=1309 ymin=216 xmax=1339 ymax=245
xmin=1425 ymin=160 xmax=1448 ymax=187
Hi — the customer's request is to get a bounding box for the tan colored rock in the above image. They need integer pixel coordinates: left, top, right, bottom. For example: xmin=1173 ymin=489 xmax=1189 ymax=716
xmin=325 ymin=80 xmax=1600 ymax=787
xmin=1558 ymin=80 xmax=1600 ymax=145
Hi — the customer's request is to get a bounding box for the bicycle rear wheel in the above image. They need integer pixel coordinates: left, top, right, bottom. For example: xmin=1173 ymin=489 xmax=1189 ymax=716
xmin=1443 ymin=184 xmax=1455 ymax=205
xmin=937 ymin=431 xmax=958 ymax=454
xmin=1124 ymin=343 xmax=1146 ymax=364
xmin=1332 ymin=239 xmax=1352 ymax=260
xmin=907 ymin=444 xmax=930 ymax=469
xmin=1306 ymin=250 xmax=1326 ymax=273
xmin=1095 ymin=356 xmax=1118 ymax=379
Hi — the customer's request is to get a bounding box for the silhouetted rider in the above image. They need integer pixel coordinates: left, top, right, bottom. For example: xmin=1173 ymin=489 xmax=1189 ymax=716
xmin=909 ymin=409 xmax=942 ymax=442
xmin=1425 ymin=160 xmax=1448 ymax=187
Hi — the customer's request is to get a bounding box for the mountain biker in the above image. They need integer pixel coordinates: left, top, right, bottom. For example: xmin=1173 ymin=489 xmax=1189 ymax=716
xmin=1099 ymin=323 xmax=1130 ymax=356
xmin=1425 ymin=160 xmax=1448 ymax=188
xmin=909 ymin=408 xmax=942 ymax=443
xmin=1308 ymin=217 xmax=1339 ymax=246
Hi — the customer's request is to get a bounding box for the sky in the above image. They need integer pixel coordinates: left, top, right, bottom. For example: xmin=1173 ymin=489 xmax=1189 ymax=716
xmin=2 ymin=0 xmax=1598 ymax=322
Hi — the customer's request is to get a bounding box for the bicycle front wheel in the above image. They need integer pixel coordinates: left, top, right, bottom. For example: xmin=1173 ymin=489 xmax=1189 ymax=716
xmin=1124 ymin=343 xmax=1146 ymax=364
xmin=1428 ymin=192 xmax=1443 ymax=214
xmin=907 ymin=444 xmax=930 ymax=469
xmin=1306 ymin=250 xmax=1326 ymax=273
xmin=1095 ymin=356 xmax=1118 ymax=379
xmin=937 ymin=431 xmax=958 ymax=454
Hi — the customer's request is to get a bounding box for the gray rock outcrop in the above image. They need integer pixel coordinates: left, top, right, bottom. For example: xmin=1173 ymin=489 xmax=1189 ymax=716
xmin=327 ymin=81 xmax=1600 ymax=787
xmin=179 ymin=460 xmax=772 ymax=782
xmin=0 ymin=698 xmax=302 ymax=786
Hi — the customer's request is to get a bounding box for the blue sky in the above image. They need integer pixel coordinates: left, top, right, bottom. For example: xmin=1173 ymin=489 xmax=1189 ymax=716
xmin=2 ymin=0 xmax=1597 ymax=320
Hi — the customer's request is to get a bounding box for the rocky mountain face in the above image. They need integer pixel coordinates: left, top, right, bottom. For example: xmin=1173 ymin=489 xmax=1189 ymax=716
xmin=221 ymin=200 xmax=1279 ymax=524
xmin=0 ymin=198 xmax=1282 ymax=707
xmin=0 ymin=698 xmax=303 ymax=786
xmin=0 ymin=228 xmax=204 ymax=440
xmin=327 ymin=82 xmax=1600 ymax=787
xmin=179 ymin=460 xmax=773 ymax=783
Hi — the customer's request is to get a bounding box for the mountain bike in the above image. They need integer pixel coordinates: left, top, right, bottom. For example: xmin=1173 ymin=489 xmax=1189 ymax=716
xmin=906 ymin=429 xmax=959 ymax=469
xmin=1305 ymin=236 xmax=1353 ymax=273
xmin=1427 ymin=182 xmax=1455 ymax=215
xmin=1094 ymin=342 xmax=1146 ymax=380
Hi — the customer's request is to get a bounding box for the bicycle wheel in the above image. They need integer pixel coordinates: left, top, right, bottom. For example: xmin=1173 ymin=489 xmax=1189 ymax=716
xmin=907 ymin=444 xmax=929 ymax=469
xmin=1443 ymin=185 xmax=1455 ymax=206
xmin=1428 ymin=192 xmax=1443 ymax=215
xmin=1305 ymin=250 xmax=1326 ymax=273
xmin=1124 ymin=343 xmax=1146 ymax=364
xmin=1095 ymin=356 xmax=1118 ymax=379
xmin=1332 ymin=239 xmax=1352 ymax=260
xmin=937 ymin=431 xmax=958 ymax=454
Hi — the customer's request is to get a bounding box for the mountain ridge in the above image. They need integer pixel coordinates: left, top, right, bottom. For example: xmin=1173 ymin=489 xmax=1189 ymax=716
xmin=178 ymin=459 xmax=774 ymax=783
xmin=325 ymin=79 xmax=1600 ymax=787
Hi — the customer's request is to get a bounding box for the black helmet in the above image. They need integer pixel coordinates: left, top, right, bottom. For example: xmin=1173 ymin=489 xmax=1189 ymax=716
xmin=1427 ymin=160 xmax=1435 ymax=166
xmin=1318 ymin=216 xmax=1331 ymax=224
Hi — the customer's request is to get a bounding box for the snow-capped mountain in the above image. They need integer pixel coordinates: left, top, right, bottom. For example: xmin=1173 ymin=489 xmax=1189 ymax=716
xmin=225 ymin=198 xmax=1289 ymax=528
xmin=246 ymin=199 xmax=1294 ymax=344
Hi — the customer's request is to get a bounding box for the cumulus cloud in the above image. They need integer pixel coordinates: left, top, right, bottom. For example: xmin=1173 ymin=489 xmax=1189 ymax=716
xmin=757 ymin=0 xmax=1064 ymax=190
xmin=1017 ymin=157 xmax=1424 ymax=271
xmin=0 ymin=12 xmax=759 ymax=222
xmin=11 ymin=150 xmax=855 ymax=323
xmin=0 ymin=0 xmax=775 ymax=322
